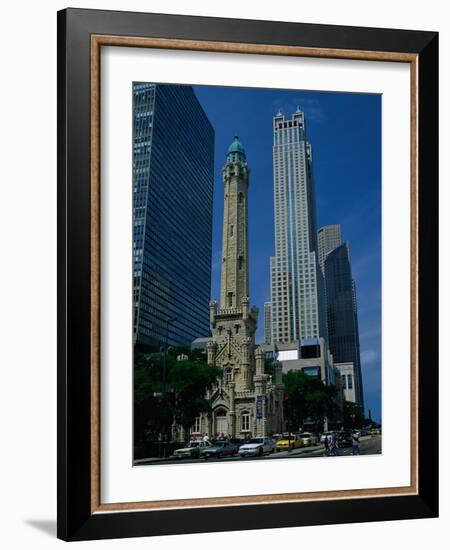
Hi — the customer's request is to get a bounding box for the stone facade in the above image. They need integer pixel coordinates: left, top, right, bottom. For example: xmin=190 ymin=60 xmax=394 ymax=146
xmin=202 ymin=137 xmax=284 ymax=439
xmin=334 ymin=362 xmax=356 ymax=404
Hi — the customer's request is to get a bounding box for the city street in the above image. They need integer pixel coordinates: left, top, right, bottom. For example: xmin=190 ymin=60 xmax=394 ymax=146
xmin=134 ymin=435 xmax=381 ymax=466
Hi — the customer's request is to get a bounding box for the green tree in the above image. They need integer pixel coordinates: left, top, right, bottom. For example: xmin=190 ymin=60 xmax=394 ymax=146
xmin=167 ymin=345 xmax=208 ymax=363
xmin=134 ymin=350 xmax=221 ymax=442
xmin=170 ymin=359 xmax=221 ymax=437
xmin=343 ymin=400 xmax=365 ymax=429
xmin=134 ymin=351 xmax=172 ymax=443
xmin=283 ymin=370 xmax=337 ymax=431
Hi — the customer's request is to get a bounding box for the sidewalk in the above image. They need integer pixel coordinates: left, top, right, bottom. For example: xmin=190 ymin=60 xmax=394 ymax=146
xmin=134 ymin=455 xmax=174 ymax=465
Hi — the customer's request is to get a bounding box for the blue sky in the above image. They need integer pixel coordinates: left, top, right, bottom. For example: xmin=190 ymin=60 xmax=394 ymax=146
xmin=193 ymin=85 xmax=381 ymax=423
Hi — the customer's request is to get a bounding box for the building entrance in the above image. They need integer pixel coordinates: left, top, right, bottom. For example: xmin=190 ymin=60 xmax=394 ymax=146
xmin=215 ymin=409 xmax=228 ymax=436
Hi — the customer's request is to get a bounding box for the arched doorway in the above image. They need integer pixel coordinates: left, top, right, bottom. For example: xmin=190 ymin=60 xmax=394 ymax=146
xmin=215 ymin=408 xmax=228 ymax=436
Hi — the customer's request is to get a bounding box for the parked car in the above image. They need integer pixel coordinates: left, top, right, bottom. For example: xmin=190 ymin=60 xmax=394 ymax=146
xmin=173 ymin=441 xmax=212 ymax=459
xmin=229 ymin=438 xmax=245 ymax=448
xmin=336 ymin=431 xmax=353 ymax=447
xmin=238 ymin=437 xmax=275 ymax=457
xmin=201 ymin=440 xmax=238 ymax=459
xmin=271 ymin=433 xmax=284 ymax=442
xmin=298 ymin=432 xmax=319 ymax=446
xmin=275 ymin=434 xmax=302 ymax=451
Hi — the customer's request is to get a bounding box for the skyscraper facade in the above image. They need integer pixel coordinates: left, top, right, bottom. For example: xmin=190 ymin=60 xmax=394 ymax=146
xmin=317 ymin=224 xmax=342 ymax=273
xmin=132 ymin=83 xmax=214 ymax=349
xmin=270 ymin=109 xmax=327 ymax=344
xmin=264 ymin=302 xmax=272 ymax=345
xmin=324 ymin=242 xmax=364 ymax=409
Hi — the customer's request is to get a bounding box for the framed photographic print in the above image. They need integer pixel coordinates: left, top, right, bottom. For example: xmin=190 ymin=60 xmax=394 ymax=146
xmin=57 ymin=8 xmax=438 ymax=541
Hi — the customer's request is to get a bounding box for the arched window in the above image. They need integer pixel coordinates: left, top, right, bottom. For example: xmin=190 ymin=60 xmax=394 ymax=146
xmin=193 ymin=416 xmax=201 ymax=434
xmin=224 ymin=368 xmax=232 ymax=384
xmin=241 ymin=411 xmax=250 ymax=432
xmin=238 ymin=192 xmax=243 ymax=204
xmin=215 ymin=409 xmax=228 ymax=438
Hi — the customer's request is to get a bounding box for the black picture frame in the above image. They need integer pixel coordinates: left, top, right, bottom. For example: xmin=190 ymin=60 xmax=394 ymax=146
xmin=57 ymin=7 xmax=438 ymax=541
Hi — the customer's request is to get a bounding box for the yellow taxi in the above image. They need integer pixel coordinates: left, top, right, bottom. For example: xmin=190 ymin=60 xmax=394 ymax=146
xmin=275 ymin=433 xmax=302 ymax=452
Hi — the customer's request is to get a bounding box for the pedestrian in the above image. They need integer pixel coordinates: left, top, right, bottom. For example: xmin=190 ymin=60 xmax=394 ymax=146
xmin=352 ymin=430 xmax=360 ymax=455
xmin=202 ymin=432 xmax=209 ymax=444
xmin=323 ymin=434 xmax=330 ymax=456
xmin=328 ymin=433 xmax=339 ymax=456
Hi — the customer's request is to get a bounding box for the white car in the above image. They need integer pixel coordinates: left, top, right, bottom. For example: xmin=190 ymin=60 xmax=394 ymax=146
xmin=299 ymin=432 xmax=319 ymax=446
xmin=238 ymin=437 xmax=275 ymax=458
xmin=172 ymin=441 xmax=211 ymax=459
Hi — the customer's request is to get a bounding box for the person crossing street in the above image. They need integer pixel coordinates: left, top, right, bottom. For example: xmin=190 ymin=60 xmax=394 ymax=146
xmin=352 ymin=431 xmax=361 ymax=455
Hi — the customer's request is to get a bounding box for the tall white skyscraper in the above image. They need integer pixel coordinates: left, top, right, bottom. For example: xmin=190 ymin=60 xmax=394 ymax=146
xmin=264 ymin=302 xmax=272 ymax=345
xmin=270 ymin=109 xmax=327 ymax=344
xmin=317 ymin=224 xmax=342 ymax=273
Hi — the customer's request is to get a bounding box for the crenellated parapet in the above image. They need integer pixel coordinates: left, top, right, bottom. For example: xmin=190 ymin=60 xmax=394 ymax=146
xmin=215 ymin=306 xmax=242 ymax=320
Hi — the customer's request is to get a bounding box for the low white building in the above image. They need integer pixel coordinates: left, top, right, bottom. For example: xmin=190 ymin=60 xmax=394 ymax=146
xmin=261 ymin=337 xmax=336 ymax=385
xmin=334 ymin=362 xmax=356 ymax=403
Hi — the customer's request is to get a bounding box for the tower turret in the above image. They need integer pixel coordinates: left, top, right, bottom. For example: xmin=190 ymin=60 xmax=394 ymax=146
xmin=220 ymin=136 xmax=250 ymax=309
xmin=206 ymin=135 xmax=283 ymax=439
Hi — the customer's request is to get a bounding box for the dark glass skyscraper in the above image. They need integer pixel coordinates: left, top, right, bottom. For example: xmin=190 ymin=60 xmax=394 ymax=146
xmin=132 ymin=83 xmax=214 ymax=349
xmin=324 ymin=242 xmax=364 ymax=410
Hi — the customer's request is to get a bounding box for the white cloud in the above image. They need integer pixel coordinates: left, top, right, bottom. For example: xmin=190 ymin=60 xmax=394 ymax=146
xmin=360 ymin=348 xmax=378 ymax=364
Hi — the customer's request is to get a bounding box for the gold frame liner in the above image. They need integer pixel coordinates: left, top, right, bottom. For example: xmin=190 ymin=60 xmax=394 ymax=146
xmin=90 ymin=35 xmax=419 ymax=514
